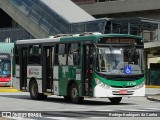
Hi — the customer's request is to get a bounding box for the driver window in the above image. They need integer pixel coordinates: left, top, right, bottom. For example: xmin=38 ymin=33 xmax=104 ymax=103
xmin=99 ymin=49 xmax=106 ymax=72
xmin=100 ymin=56 xmax=106 ymax=72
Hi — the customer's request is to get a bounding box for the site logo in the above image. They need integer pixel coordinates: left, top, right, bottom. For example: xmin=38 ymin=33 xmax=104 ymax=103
xmin=1 ymin=112 xmax=42 ymax=118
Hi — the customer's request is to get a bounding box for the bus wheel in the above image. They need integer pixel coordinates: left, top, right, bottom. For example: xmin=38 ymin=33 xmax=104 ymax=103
xmin=70 ymin=83 xmax=83 ymax=104
xmin=29 ymin=80 xmax=47 ymax=100
xmin=108 ymin=97 xmax=122 ymax=104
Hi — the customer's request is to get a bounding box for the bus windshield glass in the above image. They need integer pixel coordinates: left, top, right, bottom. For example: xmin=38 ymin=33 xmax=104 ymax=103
xmin=96 ymin=46 xmax=143 ymax=75
xmin=0 ymin=59 xmax=11 ymax=76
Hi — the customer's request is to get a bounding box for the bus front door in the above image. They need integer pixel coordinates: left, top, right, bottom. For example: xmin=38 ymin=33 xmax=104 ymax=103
xmin=42 ymin=46 xmax=54 ymax=93
xmin=82 ymin=45 xmax=93 ymax=96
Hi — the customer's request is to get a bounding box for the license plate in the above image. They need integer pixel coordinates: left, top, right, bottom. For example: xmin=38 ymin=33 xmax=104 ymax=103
xmin=119 ymin=90 xmax=128 ymax=94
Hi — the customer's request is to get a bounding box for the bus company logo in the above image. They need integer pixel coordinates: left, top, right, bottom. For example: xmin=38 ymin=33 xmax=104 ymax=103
xmin=29 ymin=69 xmax=33 ymax=75
xmin=28 ymin=68 xmax=40 ymax=76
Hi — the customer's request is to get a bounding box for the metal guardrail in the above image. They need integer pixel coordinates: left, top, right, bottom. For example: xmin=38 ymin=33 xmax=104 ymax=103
xmin=71 ymin=19 xmax=107 ymax=34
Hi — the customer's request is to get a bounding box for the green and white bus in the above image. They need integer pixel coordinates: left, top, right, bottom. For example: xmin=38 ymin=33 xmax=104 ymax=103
xmin=13 ymin=33 xmax=145 ymax=104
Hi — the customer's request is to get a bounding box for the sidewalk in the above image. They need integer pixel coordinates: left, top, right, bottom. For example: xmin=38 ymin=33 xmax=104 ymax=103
xmin=147 ymin=94 xmax=160 ymax=101
xmin=146 ymin=87 xmax=160 ymax=102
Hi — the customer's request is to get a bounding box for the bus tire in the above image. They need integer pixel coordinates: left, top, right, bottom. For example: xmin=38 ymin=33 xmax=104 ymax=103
xmin=70 ymin=83 xmax=84 ymax=104
xmin=29 ymin=80 xmax=47 ymax=100
xmin=109 ymin=97 xmax=122 ymax=104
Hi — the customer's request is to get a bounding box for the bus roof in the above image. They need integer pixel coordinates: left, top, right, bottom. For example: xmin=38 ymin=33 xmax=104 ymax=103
xmin=60 ymin=34 xmax=143 ymax=42
xmin=16 ymin=38 xmax=60 ymax=44
xmin=15 ymin=34 xmax=143 ymax=45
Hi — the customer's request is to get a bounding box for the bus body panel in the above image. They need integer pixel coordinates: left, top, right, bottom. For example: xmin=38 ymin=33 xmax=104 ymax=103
xmin=53 ymin=66 xmax=59 ymax=79
xmin=58 ymin=65 xmax=82 ymax=96
xmin=13 ymin=65 xmax=20 ymax=90
xmin=13 ymin=77 xmax=20 ymax=90
xmin=53 ymin=66 xmax=59 ymax=95
xmin=53 ymin=81 xmax=59 ymax=95
xmin=93 ymin=84 xmax=145 ymax=97
xmin=26 ymin=78 xmax=43 ymax=93
xmin=13 ymin=34 xmax=145 ymax=103
xmin=27 ymin=65 xmax=42 ymax=93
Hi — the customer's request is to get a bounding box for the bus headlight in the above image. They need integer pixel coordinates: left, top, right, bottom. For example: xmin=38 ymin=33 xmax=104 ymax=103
xmin=135 ymin=81 xmax=145 ymax=89
xmin=95 ymin=78 xmax=110 ymax=89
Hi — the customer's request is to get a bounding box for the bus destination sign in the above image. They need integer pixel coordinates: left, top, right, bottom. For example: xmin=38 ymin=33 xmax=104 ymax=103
xmin=99 ymin=37 xmax=136 ymax=44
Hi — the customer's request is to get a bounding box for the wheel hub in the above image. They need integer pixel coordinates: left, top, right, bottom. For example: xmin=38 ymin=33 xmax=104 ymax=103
xmin=72 ymin=88 xmax=78 ymax=98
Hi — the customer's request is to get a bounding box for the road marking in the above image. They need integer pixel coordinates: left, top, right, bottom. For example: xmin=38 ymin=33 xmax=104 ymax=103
xmin=121 ymin=109 xmax=153 ymax=111
xmin=145 ymin=108 xmax=160 ymax=111
xmin=95 ymin=110 xmax=113 ymax=111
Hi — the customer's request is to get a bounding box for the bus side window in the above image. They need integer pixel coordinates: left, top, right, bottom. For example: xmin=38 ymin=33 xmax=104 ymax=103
xmin=28 ymin=45 xmax=41 ymax=65
xmin=55 ymin=44 xmax=67 ymax=65
xmin=68 ymin=43 xmax=80 ymax=66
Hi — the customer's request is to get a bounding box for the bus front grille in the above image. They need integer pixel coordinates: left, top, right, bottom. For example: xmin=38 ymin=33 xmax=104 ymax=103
xmin=111 ymin=85 xmax=135 ymax=88
xmin=112 ymin=91 xmax=134 ymax=95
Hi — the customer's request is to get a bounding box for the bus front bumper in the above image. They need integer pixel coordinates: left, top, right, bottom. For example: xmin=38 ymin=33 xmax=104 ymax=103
xmin=0 ymin=82 xmax=11 ymax=86
xmin=93 ymin=85 xmax=145 ymax=98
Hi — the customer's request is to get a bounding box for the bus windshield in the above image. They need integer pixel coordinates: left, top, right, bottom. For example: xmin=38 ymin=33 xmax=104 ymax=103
xmin=0 ymin=59 xmax=11 ymax=76
xmin=96 ymin=46 xmax=143 ymax=75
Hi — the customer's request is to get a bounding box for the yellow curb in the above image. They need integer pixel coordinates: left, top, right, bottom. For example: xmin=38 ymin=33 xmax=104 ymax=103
xmin=0 ymin=89 xmax=20 ymax=92
xmin=0 ymin=87 xmax=20 ymax=92
xmin=0 ymin=87 xmax=16 ymax=89
xmin=146 ymin=85 xmax=160 ymax=88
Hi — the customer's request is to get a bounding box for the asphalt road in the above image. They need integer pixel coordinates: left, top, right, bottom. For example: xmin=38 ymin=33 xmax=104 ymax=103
xmin=0 ymin=88 xmax=160 ymax=120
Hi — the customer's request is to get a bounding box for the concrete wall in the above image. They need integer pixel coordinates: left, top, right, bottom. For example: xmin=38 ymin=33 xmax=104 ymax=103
xmin=0 ymin=0 xmax=49 ymax=39
xmin=79 ymin=0 xmax=160 ymax=16
xmin=72 ymin=0 xmax=95 ymax=4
